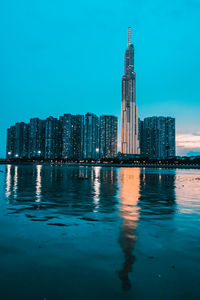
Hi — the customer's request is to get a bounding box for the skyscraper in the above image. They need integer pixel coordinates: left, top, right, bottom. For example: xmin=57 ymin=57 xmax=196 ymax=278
xmin=121 ymin=27 xmax=140 ymax=155
xmin=99 ymin=115 xmax=118 ymax=158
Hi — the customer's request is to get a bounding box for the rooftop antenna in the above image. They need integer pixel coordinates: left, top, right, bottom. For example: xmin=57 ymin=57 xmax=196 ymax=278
xmin=128 ymin=27 xmax=131 ymax=47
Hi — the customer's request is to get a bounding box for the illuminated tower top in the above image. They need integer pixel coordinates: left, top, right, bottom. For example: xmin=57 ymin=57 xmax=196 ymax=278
xmin=124 ymin=27 xmax=135 ymax=78
xmin=128 ymin=27 xmax=131 ymax=47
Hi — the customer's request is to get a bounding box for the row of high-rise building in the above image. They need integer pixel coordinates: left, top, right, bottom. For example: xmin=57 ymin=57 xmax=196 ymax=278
xmin=121 ymin=27 xmax=175 ymax=159
xmin=6 ymin=113 xmax=118 ymax=160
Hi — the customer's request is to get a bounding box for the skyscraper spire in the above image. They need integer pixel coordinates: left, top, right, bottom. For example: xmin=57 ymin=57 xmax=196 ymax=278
xmin=128 ymin=27 xmax=131 ymax=47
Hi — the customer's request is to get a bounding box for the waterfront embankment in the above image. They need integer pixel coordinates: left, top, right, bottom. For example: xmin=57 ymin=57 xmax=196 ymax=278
xmin=0 ymin=160 xmax=200 ymax=169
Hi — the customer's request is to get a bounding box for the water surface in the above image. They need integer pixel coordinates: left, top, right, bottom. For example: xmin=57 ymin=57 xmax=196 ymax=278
xmin=0 ymin=164 xmax=200 ymax=299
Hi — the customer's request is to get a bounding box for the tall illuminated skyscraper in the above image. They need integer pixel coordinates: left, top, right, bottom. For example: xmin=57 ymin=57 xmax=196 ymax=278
xmin=121 ymin=27 xmax=140 ymax=154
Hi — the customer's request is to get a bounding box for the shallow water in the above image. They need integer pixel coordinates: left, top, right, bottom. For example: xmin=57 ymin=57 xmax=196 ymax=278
xmin=0 ymin=164 xmax=200 ymax=299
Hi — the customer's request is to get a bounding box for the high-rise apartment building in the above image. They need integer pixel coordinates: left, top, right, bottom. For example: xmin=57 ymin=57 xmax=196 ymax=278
xmin=6 ymin=113 xmax=118 ymax=160
xmin=14 ymin=122 xmax=24 ymax=158
xmin=6 ymin=122 xmax=30 ymax=159
xmin=21 ymin=123 xmax=30 ymax=158
xmin=44 ymin=117 xmax=61 ymax=159
xmin=72 ymin=115 xmax=84 ymax=159
xmin=139 ymin=116 xmax=175 ymax=158
xmin=99 ymin=115 xmax=118 ymax=158
xmin=121 ymin=27 xmax=140 ymax=155
xmin=84 ymin=113 xmax=99 ymax=159
xmin=29 ymin=118 xmax=45 ymax=158
xmin=60 ymin=114 xmax=84 ymax=159
xmin=166 ymin=117 xmax=176 ymax=158
xmin=138 ymin=118 xmax=143 ymax=157
xmin=6 ymin=126 xmax=16 ymax=159
xmin=14 ymin=122 xmax=30 ymax=158
xmin=60 ymin=114 xmax=73 ymax=159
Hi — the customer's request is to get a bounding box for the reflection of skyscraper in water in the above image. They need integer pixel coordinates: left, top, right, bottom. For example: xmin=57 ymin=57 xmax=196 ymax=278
xmin=119 ymin=168 xmax=140 ymax=290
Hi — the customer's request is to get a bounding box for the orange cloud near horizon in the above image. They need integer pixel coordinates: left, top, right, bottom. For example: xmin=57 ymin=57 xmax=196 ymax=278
xmin=176 ymin=134 xmax=200 ymax=149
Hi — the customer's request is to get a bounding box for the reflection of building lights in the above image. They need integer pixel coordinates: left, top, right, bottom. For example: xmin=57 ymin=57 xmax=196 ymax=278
xmin=15 ymin=154 xmax=19 ymax=157
xmin=93 ymin=167 xmax=101 ymax=212
xmin=36 ymin=165 xmax=42 ymax=202
xmin=13 ymin=166 xmax=18 ymax=198
xmin=38 ymin=151 xmax=41 ymax=154
xmin=6 ymin=165 xmax=11 ymax=198
xmin=8 ymin=152 xmax=11 ymax=155
xmin=96 ymin=148 xmax=99 ymax=152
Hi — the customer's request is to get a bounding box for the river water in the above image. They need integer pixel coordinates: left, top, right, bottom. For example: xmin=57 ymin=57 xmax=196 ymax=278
xmin=0 ymin=164 xmax=199 ymax=299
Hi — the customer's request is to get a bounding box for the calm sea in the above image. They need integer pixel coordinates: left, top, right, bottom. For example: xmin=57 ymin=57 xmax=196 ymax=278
xmin=0 ymin=164 xmax=200 ymax=299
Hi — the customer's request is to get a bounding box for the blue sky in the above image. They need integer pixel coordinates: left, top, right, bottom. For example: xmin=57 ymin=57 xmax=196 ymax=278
xmin=1 ymin=0 xmax=200 ymax=157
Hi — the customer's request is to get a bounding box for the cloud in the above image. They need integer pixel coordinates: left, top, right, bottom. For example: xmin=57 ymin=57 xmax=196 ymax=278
xmin=176 ymin=134 xmax=200 ymax=149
